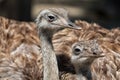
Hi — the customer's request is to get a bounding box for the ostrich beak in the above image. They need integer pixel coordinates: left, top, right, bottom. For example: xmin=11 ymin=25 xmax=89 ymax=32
xmin=77 ymin=55 xmax=105 ymax=59
xmin=52 ymin=17 xmax=82 ymax=30
xmin=58 ymin=18 xmax=82 ymax=30
xmin=67 ymin=21 xmax=82 ymax=30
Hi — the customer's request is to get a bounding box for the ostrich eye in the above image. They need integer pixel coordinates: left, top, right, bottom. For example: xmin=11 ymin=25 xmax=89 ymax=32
xmin=73 ymin=46 xmax=82 ymax=55
xmin=48 ymin=16 xmax=55 ymax=20
xmin=75 ymin=48 xmax=81 ymax=53
xmin=47 ymin=15 xmax=56 ymax=22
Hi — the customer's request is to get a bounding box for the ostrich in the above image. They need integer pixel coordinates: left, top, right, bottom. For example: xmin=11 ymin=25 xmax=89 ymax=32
xmin=0 ymin=16 xmax=120 ymax=80
xmin=71 ymin=40 xmax=104 ymax=80
xmin=35 ymin=8 xmax=81 ymax=80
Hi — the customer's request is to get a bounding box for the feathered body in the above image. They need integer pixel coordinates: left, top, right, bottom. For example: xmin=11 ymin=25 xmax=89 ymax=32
xmin=0 ymin=16 xmax=120 ymax=80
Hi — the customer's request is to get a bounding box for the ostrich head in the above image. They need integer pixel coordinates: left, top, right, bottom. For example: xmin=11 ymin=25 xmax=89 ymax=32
xmin=71 ymin=39 xmax=104 ymax=67
xmin=35 ymin=8 xmax=81 ymax=80
xmin=36 ymin=8 xmax=81 ymax=36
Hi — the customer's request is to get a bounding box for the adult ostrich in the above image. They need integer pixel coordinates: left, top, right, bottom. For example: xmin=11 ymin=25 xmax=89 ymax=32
xmin=36 ymin=8 xmax=81 ymax=80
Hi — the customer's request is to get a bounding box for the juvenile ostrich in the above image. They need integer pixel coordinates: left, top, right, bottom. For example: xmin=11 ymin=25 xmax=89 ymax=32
xmin=36 ymin=8 xmax=81 ymax=80
xmin=71 ymin=40 xmax=104 ymax=80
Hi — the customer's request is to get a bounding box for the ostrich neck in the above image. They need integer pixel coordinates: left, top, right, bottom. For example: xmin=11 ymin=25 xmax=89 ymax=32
xmin=40 ymin=30 xmax=59 ymax=80
xmin=75 ymin=65 xmax=92 ymax=80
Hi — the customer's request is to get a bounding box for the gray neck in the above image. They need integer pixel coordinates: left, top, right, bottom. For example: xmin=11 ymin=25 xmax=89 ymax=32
xmin=75 ymin=65 xmax=92 ymax=80
xmin=40 ymin=30 xmax=59 ymax=80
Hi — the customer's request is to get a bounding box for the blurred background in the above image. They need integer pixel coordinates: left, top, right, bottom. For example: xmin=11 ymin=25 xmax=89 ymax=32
xmin=0 ymin=0 xmax=119 ymax=29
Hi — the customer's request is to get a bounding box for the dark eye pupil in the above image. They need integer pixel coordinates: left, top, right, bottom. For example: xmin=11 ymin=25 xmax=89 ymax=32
xmin=48 ymin=16 xmax=55 ymax=20
xmin=74 ymin=48 xmax=81 ymax=55
xmin=75 ymin=48 xmax=80 ymax=52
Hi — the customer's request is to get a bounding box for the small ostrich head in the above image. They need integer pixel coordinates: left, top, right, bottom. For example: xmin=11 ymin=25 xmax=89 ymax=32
xmin=71 ymin=39 xmax=104 ymax=67
xmin=36 ymin=8 xmax=81 ymax=35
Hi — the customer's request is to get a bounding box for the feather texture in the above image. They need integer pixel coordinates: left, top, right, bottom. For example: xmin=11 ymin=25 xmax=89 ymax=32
xmin=0 ymin=16 xmax=120 ymax=80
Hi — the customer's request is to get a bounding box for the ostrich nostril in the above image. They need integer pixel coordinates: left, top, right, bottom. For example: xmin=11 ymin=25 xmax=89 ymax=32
xmin=68 ymin=23 xmax=73 ymax=27
xmin=93 ymin=52 xmax=97 ymax=55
